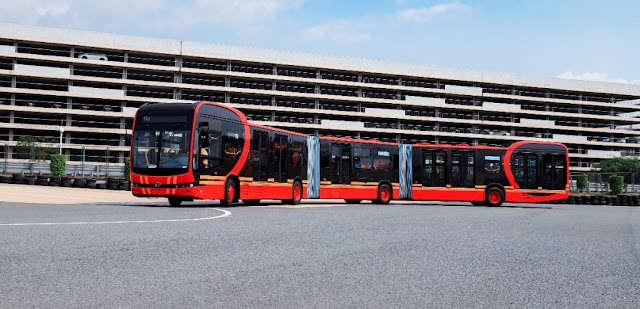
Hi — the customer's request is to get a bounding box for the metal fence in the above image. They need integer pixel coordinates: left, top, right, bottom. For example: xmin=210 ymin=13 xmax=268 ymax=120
xmin=1 ymin=144 xmax=124 ymax=177
xmin=570 ymin=172 xmax=639 ymax=193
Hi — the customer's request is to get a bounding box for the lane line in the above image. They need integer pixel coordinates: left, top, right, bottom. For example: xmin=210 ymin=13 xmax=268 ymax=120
xmin=0 ymin=208 xmax=231 ymax=226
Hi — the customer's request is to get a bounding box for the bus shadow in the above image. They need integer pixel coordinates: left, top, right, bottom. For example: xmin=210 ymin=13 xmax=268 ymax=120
xmin=90 ymin=200 xmax=553 ymax=210
xmin=392 ymin=201 xmax=554 ymax=210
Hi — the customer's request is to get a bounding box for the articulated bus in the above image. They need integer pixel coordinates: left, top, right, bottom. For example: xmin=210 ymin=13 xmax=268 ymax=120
xmin=130 ymin=101 xmax=569 ymax=207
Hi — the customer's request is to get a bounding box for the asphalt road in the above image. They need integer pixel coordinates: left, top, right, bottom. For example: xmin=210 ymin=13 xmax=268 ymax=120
xmin=0 ymin=200 xmax=638 ymax=308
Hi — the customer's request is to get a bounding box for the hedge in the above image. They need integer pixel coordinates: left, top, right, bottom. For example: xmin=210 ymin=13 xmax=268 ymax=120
xmin=123 ymin=157 xmax=130 ymax=181
xmin=609 ymin=175 xmax=624 ymax=195
xmin=576 ymin=174 xmax=588 ymax=192
xmin=50 ymin=154 xmax=66 ymax=177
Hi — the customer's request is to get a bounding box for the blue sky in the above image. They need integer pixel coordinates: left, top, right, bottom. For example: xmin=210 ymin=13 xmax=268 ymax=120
xmin=1 ymin=0 xmax=638 ymax=84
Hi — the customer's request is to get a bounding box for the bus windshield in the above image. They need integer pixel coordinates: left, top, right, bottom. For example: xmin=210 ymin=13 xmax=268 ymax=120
xmin=132 ymin=112 xmax=193 ymax=173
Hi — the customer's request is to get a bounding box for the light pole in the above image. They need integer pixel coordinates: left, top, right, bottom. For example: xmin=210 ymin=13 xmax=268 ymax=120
xmin=59 ymin=126 xmax=65 ymax=154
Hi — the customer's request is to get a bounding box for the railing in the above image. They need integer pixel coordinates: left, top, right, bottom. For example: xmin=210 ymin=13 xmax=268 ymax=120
xmin=1 ymin=144 xmax=125 ymax=177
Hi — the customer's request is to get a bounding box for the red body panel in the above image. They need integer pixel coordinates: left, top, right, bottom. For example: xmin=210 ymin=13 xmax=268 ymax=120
xmin=319 ymin=185 xmax=400 ymax=200
xmin=412 ymin=188 xmax=485 ymax=201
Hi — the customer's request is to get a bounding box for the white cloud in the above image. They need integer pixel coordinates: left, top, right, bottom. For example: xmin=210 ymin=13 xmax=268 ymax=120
xmin=557 ymin=72 xmax=640 ymax=85
xmin=0 ymin=0 xmax=305 ymax=35
xmin=0 ymin=0 xmax=70 ymax=24
xmin=396 ymin=2 xmax=470 ymax=23
xmin=302 ymin=20 xmax=371 ymax=44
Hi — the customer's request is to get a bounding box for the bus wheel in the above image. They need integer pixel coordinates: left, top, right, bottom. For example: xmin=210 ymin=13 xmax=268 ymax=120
xmin=374 ymin=184 xmax=392 ymax=204
xmin=243 ymin=199 xmax=261 ymax=206
xmin=168 ymin=197 xmax=182 ymax=207
xmin=220 ymin=178 xmax=236 ymax=207
xmin=344 ymin=199 xmax=362 ymax=204
xmin=291 ymin=181 xmax=302 ymax=205
xmin=485 ymin=187 xmax=504 ymax=207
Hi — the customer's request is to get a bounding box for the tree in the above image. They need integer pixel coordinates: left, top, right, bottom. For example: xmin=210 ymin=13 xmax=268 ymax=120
xmin=14 ymin=136 xmax=56 ymax=161
xmin=598 ymin=157 xmax=640 ymax=183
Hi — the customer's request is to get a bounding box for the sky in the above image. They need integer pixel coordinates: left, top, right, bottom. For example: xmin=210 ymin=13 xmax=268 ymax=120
xmin=0 ymin=0 xmax=638 ymax=85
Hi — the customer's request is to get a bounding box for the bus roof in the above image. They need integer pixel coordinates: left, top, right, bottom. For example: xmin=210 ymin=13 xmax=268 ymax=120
xmin=137 ymin=102 xmax=198 ymax=112
xmin=412 ymin=143 xmax=507 ymax=150
xmin=248 ymin=122 xmax=308 ymax=137
xmin=320 ymin=136 xmax=399 ymax=146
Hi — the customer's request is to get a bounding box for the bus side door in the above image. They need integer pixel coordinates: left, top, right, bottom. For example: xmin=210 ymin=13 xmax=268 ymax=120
xmin=421 ymin=150 xmax=446 ymax=187
xmin=331 ymin=143 xmax=352 ymax=184
xmin=273 ymin=134 xmax=289 ymax=182
xmin=542 ymin=153 xmax=566 ymax=190
xmin=451 ymin=150 xmax=475 ymax=188
xmin=252 ymin=130 xmax=268 ymax=181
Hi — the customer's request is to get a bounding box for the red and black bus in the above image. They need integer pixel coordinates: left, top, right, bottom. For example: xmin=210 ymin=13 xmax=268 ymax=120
xmin=407 ymin=142 xmax=569 ymax=206
xmin=130 ymin=102 xmax=569 ymax=207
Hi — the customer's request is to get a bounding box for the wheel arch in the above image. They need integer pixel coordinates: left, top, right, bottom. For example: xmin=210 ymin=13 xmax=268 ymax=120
xmin=378 ymin=179 xmax=392 ymax=190
xmin=486 ymin=183 xmax=505 ymax=194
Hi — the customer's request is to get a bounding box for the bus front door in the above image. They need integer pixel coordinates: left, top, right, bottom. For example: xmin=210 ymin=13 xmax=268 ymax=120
xmin=331 ymin=143 xmax=351 ymax=184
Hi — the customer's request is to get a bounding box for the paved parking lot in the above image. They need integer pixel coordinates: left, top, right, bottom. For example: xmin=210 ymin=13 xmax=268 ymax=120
xmin=1 ymin=183 xmax=639 ymax=308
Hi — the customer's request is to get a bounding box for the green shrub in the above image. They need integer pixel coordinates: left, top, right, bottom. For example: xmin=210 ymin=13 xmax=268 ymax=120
xmin=609 ymin=175 xmax=624 ymax=195
xmin=576 ymin=174 xmax=588 ymax=192
xmin=123 ymin=157 xmax=130 ymax=181
xmin=50 ymin=154 xmax=66 ymax=177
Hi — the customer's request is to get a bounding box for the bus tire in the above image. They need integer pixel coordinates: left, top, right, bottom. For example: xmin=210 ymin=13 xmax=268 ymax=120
xmin=374 ymin=184 xmax=392 ymax=204
xmin=485 ymin=187 xmax=504 ymax=207
xmin=344 ymin=199 xmax=362 ymax=204
xmin=220 ymin=178 xmax=236 ymax=207
xmin=243 ymin=199 xmax=261 ymax=206
xmin=291 ymin=181 xmax=302 ymax=205
xmin=168 ymin=197 xmax=182 ymax=207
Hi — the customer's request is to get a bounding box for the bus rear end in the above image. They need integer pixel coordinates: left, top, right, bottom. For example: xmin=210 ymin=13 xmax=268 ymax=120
xmin=504 ymin=141 xmax=570 ymax=203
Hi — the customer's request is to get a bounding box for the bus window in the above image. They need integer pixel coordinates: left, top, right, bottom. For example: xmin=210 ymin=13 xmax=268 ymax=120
xmin=290 ymin=141 xmax=304 ymax=166
xmin=373 ymin=150 xmax=392 ymax=171
xmin=354 ymin=147 xmax=371 ymax=169
xmin=484 ymin=155 xmax=501 ymax=174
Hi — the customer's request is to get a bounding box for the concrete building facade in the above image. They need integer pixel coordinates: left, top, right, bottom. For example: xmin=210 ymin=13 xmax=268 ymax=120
xmin=1 ymin=23 xmax=639 ymax=172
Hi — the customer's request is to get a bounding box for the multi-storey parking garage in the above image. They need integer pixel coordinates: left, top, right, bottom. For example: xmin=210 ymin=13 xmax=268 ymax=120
xmin=0 ymin=23 xmax=639 ymax=172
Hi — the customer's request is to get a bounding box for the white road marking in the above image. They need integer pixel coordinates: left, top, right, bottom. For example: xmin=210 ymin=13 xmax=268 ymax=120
xmin=0 ymin=208 xmax=231 ymax=226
